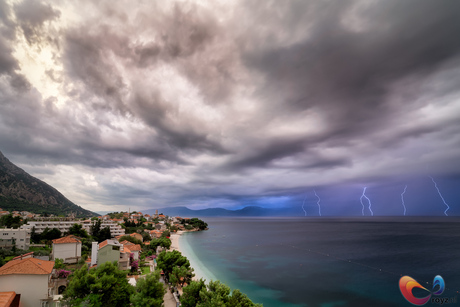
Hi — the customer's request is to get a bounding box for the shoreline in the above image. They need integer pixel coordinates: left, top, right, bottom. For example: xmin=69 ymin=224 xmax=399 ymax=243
xmin=169 ymin=230 xmax=216 ymax=282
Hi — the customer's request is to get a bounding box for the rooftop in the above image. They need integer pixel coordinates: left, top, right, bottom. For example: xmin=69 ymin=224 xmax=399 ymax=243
xmin=52 ymin=235 xmax=81 ymax=244
xmin=12 ymin=252 xmax=34 ymax=261
xmin=0 ymin=258 xmax=54 ymax=276
xmin=98 ymin=239 xmax=121 ymax=249
xmin=0 ymin=291 xmax=17 ymax=307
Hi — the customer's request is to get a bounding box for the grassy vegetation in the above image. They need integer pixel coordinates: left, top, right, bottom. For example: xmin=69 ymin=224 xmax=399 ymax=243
xmin=141 ymin=266 xmax=150 ymax=275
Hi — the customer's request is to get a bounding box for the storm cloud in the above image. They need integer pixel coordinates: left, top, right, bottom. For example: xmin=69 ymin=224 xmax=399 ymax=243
xmin=0 ymin=0 xmax=459 ymax=215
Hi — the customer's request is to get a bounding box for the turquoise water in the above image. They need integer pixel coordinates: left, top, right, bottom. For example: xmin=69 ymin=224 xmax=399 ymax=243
xmin=179 ymin=217 xmax=460 ymax=307
xmin=180 ymin=229 xmax=302 ymax=307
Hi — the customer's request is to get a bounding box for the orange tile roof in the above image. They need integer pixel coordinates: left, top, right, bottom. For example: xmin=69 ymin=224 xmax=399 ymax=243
xmin=0 ymin=258 xmax=54 ymax=276
xmin=12 ymin=252 xmax=34 ymax=261
xmin=123 ymin=246 xmax=132 ymax=254
xmin=52 ymin=235 xmax=81 ymax=244
xmin=129 ymin=244 xmax=141 ymax=251
xmin=0 ymin=291 xmax=16 ymax=307
xmin=120 ymin=240 xmax=134 ymax=246
xmin=98 ymin=240 xmax=108 ymax=249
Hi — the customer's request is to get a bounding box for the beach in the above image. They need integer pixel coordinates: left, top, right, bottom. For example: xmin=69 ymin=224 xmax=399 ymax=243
xmin=169 ymin=230 xmax=216 ymax=282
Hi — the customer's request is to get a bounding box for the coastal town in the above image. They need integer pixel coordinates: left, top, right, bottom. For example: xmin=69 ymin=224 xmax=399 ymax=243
xmin=0 ymin=208 xmax=212 ymax=307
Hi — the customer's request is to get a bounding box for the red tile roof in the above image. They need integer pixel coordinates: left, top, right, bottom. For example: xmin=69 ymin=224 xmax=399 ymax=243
xmin=129 ymin=244 xmax=141 ymax=252
xmin=52 ymin=235 xmax=81 ymax=244
xmin=0 ymin=291 xmax=17 ymax=307
xmin=120 ymin=240 xmax=134 ymax=246
xmin=0 ymin=258 xmax=54 ymax=276
xmin=98 ymin=240 xmax=108 ymax=249
xmin=12 ymin=252 xmax=34 ymax=261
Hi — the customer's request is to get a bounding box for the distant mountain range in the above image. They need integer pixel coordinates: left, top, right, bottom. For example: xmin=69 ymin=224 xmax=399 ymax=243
xmin=0 ymin=151 xmax=97 ymax=217
xmin=143 ymin=206 xmax=302 ymax=217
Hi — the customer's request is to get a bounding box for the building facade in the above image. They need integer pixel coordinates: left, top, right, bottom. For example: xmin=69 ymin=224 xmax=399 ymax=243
xmin=21 ymin=220 xmax=125 ymax=238
xmin=51 ymin=236 xmax=82 ymax=264
xmin=0 ymin=228 xmax=31 ymax=250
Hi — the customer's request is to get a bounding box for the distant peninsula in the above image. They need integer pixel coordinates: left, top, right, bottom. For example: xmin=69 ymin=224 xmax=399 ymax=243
xmin=142 ymin=206 xmax=302 ymax=217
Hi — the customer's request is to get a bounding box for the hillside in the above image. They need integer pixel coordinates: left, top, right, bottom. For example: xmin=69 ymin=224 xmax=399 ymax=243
xmin=0 ymin=151 xmax=97 ymax=217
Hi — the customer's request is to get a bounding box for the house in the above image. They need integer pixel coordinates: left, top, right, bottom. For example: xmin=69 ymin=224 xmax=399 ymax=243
xmin=149 ymin=230 xmax=163 ymax=239
xmin=0 ymin=228 xmax=31 ymax=250
xmin=96 ymin=240 xmax=129 ymax=271
xmin=0 ymin=291 xmax=20 ymax=307
xmin=120 ymin=241 xmax=141 ymax=261
xmin=0 ymin=258 xmax=55 ymax=307
xmin=51 ymin=235 xmax=81 ymax=264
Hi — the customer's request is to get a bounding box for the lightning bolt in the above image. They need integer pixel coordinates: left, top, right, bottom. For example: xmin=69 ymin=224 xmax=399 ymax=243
xmin=401 ymin=185 xmax=407 ymax=216
xmin=314 ymin=190 xmax=322 ymax=216
xmin=429 ymin=176 xmax=450 ymax=216
xmin=301 ymin=195 xmax=307 ymax=216
xmin=360 ymin=187 xmax=374 ymax=216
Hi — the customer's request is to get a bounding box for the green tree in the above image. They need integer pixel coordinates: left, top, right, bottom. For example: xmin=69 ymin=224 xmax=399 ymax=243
xmin=119 ymin=235 xmax=143 ymax=245
xmin=30 ymin=226 xmax=41 ymax=243
xmin=141 ymin=231 xmax=151 ymax=242
xmin=130 ymin=270 xmax=165 ymax=307
xmin=90 ymin=220 xmax=101 ymax=240
xmin=196 ymin=280 xmax=262 ymax=307
xmin=156 ymin=250 xmax=191 ymax=279
xmin=99 ymin=226 xmax=111 ymax=242
xmin=64 ymin=261 xmax=134 ymax=306
xmin=170 ymin=265 xmax=194 ymax=288
xmin=147 ymin=237 xmax=171 ymax=251
xmin=68 ymin=223 xmax=89 ymax=238
xmin=42 ymin=227 xmax=62 ymax=241
xmin=180 ymin=279 xmax=207 ymax=307
xmin=54 ymin=258 xmax=66 ymax=270
xmin=189 ymin=218 xmax=208 ymax=230
xmin=0 ymin=214 xmax=22 ymax=228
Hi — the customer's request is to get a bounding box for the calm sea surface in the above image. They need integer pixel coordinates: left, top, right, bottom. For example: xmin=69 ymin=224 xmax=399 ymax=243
xmin=179 ymin=217 xmax=460 ymax=307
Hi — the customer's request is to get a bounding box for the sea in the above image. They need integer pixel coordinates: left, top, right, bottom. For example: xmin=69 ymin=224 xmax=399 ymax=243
xmin=179 ymin=217 xmax=460 ymax=307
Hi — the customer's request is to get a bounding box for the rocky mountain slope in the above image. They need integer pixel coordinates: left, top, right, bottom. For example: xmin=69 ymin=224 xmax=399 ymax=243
xmin=0 ymin=151 xmax=97 ymax=217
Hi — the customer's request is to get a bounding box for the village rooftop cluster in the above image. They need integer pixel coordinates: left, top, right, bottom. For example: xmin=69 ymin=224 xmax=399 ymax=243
xmin=0 ymin=207 xmax=207 ymax=306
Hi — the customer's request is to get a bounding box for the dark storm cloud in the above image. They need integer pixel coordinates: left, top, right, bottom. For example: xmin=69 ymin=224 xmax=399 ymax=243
xmin=14 ymin=0 xmax=60 ymax=45
xmin=0 ymin=0 xmax=459 ymax=213
xmin=236 ymin=0 xmax=460 ymax=165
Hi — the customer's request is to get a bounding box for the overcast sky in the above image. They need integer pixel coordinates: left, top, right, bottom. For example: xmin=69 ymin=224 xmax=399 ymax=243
xmin=1 ymin=0 xmax=459 ymax=215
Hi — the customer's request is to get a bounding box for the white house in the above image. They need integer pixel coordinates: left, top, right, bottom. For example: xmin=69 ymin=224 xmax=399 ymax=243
xmin=0 ymin=228 xmax=31 ymax=250
xmin=51 ymin=235 xmax=82 ymax=264
xmin=0 ymin=257 xmax=55 ymax=307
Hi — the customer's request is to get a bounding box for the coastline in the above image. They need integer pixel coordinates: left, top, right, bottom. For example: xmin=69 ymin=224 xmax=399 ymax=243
xmin=169 ymin=230 xmax=216 ymax=282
